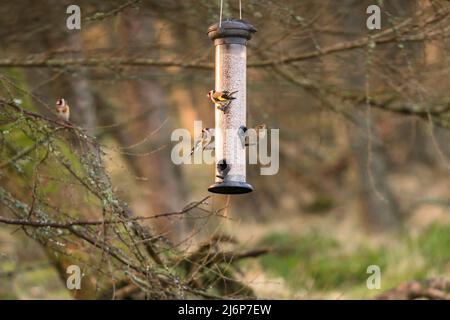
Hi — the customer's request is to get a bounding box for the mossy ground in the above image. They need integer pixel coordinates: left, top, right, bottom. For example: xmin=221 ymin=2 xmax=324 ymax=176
xmin=244 ymin=223 xmax=450 ymax=298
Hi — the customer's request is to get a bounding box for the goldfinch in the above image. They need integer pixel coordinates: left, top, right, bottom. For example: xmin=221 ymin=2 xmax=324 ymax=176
xmin=190 ymin=128 xmax=213 ymax=155
xmin=55 ymin=98 xmax=70 ymax=122
xmin=207 ymin=90 xmax=238 ymax=104
xmin=207 ymin=90 xmax=238 ymax=112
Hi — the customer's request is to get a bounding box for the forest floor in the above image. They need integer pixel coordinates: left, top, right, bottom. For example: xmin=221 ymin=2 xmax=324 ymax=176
xmin=0 ymin=208 xmax=449 ymax=299
xmin=234 ymin=210 xmax=450 ymax=299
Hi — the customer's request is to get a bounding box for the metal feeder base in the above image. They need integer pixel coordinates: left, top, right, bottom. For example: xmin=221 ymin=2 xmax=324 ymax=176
xmin=208 ymin=181 xmax=253 ymax=195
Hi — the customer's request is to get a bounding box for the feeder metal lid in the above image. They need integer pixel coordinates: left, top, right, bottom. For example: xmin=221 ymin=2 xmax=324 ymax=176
xmin=207 ymin=19 xmax=257 ymax=41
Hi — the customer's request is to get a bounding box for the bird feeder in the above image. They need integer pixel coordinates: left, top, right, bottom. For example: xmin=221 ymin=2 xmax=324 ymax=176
xmin=207 ymin=19 xmax=256 ymax=194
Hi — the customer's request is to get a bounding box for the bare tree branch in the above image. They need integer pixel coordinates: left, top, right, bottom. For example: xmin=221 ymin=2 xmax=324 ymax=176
xmin=0 ymin=57 xmax=213 ymax=70
xmin=0 ymin=196 xmax=210 ymax=229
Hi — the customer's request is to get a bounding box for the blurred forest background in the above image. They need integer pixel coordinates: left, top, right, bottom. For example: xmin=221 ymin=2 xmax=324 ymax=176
xmin=0 ymin=0 xmax=449 ymax=299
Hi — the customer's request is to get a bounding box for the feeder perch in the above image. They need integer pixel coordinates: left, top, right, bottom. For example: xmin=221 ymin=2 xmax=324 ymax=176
xmin=207 ymin=19 xmax=256 ymax=195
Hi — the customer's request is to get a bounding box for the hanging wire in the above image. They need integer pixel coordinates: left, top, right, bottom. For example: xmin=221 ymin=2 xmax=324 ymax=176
xmin=219 ymin=0 xmax=243 ymax=27
xmin=239 ymin=0 xmax=242 ymax=19
xmin=219 ymin=0 xmax=224 ymax=27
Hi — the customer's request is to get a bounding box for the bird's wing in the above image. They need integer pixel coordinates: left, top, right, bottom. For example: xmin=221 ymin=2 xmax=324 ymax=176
xmin=238 ymin=126 xmax=247 ymax=148
xmin=190 ymin=139 xmax=202 ymax=155
xmin=202 ymin=134 xmax=213 ymax=150
xmin=203 ymin=139 xmax=214 ymax=150
xmin=223 ymin=90 xmax=238 ymax=99
xmin=214 ymin=91 xmax=232 ymax=101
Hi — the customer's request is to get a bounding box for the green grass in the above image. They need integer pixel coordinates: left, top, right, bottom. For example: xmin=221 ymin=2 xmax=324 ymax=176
xmin=256 ymin=224 xmax=450 ymax=296
xmin=417 ymin=224 xmax=450 ymax=269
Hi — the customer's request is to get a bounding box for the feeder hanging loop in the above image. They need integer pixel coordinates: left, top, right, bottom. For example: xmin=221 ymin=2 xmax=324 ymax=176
xmin=219 ymin=0 xmax=244 ymax=28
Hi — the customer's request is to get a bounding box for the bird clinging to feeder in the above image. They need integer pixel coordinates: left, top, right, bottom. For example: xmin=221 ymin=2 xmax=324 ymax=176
xmin=207 ymin=89 xmax=238 ymax=113
xmin=216 ymin=159 xmax=231 ymax=180
xmin=207 ymin=18 xmax=257 ymax=194
xmin=238 ymin=123 xmax=267 ymax=148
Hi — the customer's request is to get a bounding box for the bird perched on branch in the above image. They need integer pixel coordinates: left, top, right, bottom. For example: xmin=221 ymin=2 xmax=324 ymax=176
xmin=190 ymin=128 xmax=213 ymax=155
xmin=55 ymin=98 xmax=70 ymax=122
xmin=216 ymin=159 xmax=230 ymax=180
xmin=207 ymin=90 xmax=238 ymax=112
xmin=238 ymin=123 xmax=267 ymax=148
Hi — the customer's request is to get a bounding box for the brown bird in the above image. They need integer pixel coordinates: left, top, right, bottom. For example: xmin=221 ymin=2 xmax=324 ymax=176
xmin=254 ymin=123 xmax=267 ymax=140
xmin=55 ymin=98 xmax=70 ymax=122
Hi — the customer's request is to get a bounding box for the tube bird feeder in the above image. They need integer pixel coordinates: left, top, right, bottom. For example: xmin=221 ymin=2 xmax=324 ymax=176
xmin=207 ymin=19 xmax=256 ymax=194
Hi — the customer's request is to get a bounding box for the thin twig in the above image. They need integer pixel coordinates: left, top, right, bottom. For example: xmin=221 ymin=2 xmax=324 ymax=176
xmin=0 ymin=196 xmax=211 ymax=229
